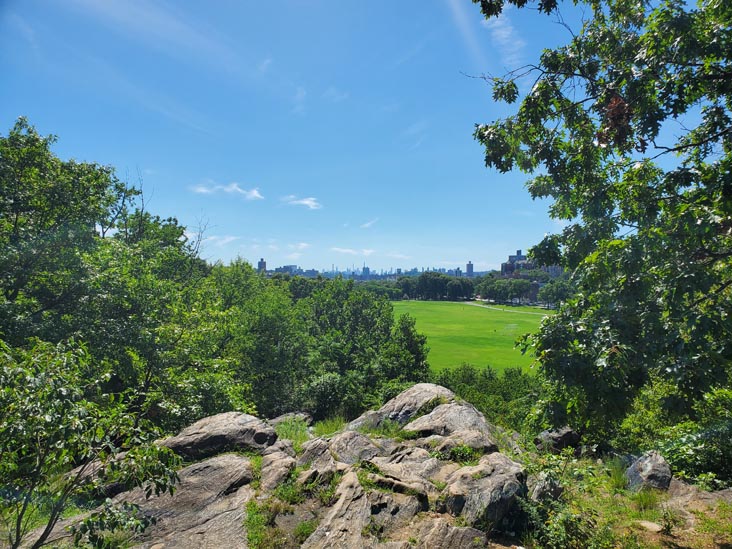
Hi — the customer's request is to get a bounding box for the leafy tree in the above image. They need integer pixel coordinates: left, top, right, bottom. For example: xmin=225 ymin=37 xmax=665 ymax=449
xmin=508 ymin=279 xmax=531 ymax=303
xmin=298 ymin=278 xmax=429 ymax=419
xmin=473 ymin=0 xmax=732 ymax=437
xmin=520 ymin=269 xmax=552 ymax=283
xmin=380 ymin=313 xmax=429 ymax=382
xmin=537 ymin=279 xmax=575 ymax=308
xmin=416 ymin=271 xmax=450 ymax=300
xmin=396 ymin=276 xmax=417 ymax=299
xmin=446 ymin=278 xmax=474 ymax=301
xmin=0 ymin=339 xmax=179 ymax=549
xmin=0 ymin=118 xmax=134 ymax=345
xmin=357 ymin=280 xmax=403 ymax=300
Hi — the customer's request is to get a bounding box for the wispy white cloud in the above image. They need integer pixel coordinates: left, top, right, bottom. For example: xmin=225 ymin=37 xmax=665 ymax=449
xmin=67 ymin=0 xmax=239 ymax=72
xmin=258 ymin=56 xmax=273 ymax=72
xmin=393 ymin=39 xmax=427 ymax=67
xmin=282 ymin=195 xmax=322 ymax=210
xmin=322 ymin=86 xmax=349 ymax=103
xmin=204 ymin=235 xmax=240 ymax=247
xmin=481 ymin=9 xmax=526 ymax=67
xmin=288 ymin=242 xmax=311 ymax=251
xmin=360 ymin=218 xmax=379 ymax=229
xmin=191 ymin=182 xmax=264 ymax=200
xmin=286 ymin=252 xmax=303 ymax=260
xmin=403 ymin=120 xmax=429 ymax=137
xmin=401 ymin=119 xmax=429 ymax=150
xmin=380 ymin=102 xmax=400 ymax=114
xmin=7 ymin=12 xmax=40 ymax=53
xmin=331 ymin=247 xmax=375 ymax=256
xmin=446 ymin=0 xmax=488 ymax=69
xmin=292 ymin=86 xmax=307 ymax=114
xmin=57 ymin=48 xmax=211 ymax=133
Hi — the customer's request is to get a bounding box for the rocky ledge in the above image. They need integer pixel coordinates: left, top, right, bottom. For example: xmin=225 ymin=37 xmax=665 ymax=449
xmin=37 ymin=383 xmax=724 ymax=548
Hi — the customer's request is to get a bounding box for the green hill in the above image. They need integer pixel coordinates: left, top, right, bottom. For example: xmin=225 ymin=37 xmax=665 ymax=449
xmin=392 ymin=301 xmax=549 ymax=372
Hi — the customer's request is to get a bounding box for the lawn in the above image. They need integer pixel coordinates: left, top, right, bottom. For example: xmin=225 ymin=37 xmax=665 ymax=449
xmin=392 ymin=301 xmax=549 ymax=372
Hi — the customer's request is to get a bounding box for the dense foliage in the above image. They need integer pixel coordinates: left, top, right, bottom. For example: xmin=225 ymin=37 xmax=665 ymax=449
xmin=0 ymin=119 xmax=429 ymax=544
xmin=473 ymin=0 xmax=732 ymax=477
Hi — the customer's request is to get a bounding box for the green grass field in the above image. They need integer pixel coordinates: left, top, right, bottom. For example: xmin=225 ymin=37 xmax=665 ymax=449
xmin=392 ymin=301 xmax=549 ymax=372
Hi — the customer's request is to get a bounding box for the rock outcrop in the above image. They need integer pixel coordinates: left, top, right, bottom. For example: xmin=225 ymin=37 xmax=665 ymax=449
xmin=346 ymin=383 xmax=456 ymax=431
xmin=121 ymin=453 xmax=255 ymax=548
xmin=50 ymin=385 xmax=529 ymax=548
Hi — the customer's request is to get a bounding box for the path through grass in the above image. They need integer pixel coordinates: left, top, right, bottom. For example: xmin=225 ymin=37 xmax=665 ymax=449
xmin=392 ymin=301 xmax=549 ymax=372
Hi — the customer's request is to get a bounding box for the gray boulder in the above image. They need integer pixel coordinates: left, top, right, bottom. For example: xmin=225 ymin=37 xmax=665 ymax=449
xmin=534 ymin=426 xmax=581 ymax=453
xmin=328 ymin=430 xmax=384 ymax=464
xmin=406 ymin=517 xmax=488 ymax=548
xmin=442 ymin=452 xmax=526 ymax=528
xmin=402 ymin=402 xmax=490 ymax=437
xmin=432 ymin=429 xmax=499 ymax=456
xmin=528 ymin=471 xmax=564 ymax=502
xmin=370 ymin=447 xmax=447 ymax=497
xmin=260 ymin=440 xmax=296 ymax=492
xmin=626 ymin=451 xmax=672 ymax=491
xmin=296 ymin=437 xmax=349 ymax=487
xmin=160 ymin=412 xmax=276 ymax=460
xmin=347 ymin=383 xmax=456 ymax=431
xmin=267 ymin=411 xmax=313 ymax=427
xmin=301 ymin=471 xmax=426 ymax=548
xmin=367 ymin=491 xmax=426 ymax=539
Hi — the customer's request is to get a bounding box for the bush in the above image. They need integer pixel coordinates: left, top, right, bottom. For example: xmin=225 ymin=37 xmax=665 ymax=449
xmin=300 ymin=373 xmax=344 ymax=420
xmin=294 ymin=519 xmax=318 ymax=543
xmin=617 ymin=381 xmax=732 ymax=488
xmin=432 ymin=364 xmax=541 ymax=433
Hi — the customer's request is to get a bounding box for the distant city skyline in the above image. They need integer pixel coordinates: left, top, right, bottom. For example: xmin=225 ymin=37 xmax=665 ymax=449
xmin=254 ymin=255 xmax=517 ymax=278
xmin=1 ymin=2 xmax=581 ymax=271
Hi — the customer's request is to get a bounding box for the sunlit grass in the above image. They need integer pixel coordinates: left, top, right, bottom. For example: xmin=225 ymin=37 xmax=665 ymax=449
xmin=392 ymin=301 xmax=548 ymax=372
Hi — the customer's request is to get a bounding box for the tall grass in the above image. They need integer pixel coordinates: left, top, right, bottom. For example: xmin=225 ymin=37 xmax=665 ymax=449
xmin=312 ymin=416 xmax=346 ymax=438
xmin=274 ymin=417 xmax=310 ymax=453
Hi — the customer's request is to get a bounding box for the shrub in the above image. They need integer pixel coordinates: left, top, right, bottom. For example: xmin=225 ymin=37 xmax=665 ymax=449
xmin=293 ymin=519 xmax=318 ymax=543
xmin=656 ymin=388 xmax=732 ymax=488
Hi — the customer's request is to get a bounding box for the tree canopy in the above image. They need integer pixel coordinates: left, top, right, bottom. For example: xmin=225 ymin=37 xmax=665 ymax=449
xmin=473 ymin=0 xmax=732 ymax=437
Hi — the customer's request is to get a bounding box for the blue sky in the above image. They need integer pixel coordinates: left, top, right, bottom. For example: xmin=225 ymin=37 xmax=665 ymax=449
xmin=1 ymin=0 xmax=577 ymax=272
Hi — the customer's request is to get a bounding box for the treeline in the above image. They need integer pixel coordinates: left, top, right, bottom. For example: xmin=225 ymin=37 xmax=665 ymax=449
xmin=359 ymin=270 xmax=572 ymax=307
